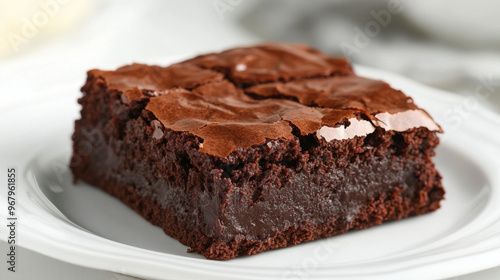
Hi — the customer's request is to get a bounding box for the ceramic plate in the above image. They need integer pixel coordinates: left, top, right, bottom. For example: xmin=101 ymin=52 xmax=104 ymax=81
xmin=1 ymin=63 xmax=500 ymax=280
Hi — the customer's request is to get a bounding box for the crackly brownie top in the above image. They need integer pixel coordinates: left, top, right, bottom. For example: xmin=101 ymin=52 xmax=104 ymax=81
xmin=246 ymin=76 xmax=418 ymax=114
xmin=183 ymin=43 xmax=353 ymax=87
xmin=87 ymin=43 xmax=441 ymax=157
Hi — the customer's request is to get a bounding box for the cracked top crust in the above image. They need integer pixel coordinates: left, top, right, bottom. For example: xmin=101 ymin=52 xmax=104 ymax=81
xmin=182 ymin=42 xmax=354 ymax=87
xmin=86 ymin=43 xmax=440 ymax=157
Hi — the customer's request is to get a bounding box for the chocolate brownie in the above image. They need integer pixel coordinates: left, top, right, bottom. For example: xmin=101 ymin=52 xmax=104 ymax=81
xmin=71 ymin=43 xmax=444 ymax=260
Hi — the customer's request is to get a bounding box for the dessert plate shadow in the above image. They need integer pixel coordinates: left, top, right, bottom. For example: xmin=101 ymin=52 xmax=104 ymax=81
xmin=1 ymin=64 xmax=500 ymax=280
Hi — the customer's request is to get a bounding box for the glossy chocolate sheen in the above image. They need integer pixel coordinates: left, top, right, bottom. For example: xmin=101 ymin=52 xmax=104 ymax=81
xmin=183 ymin=43 xmax=354 ymax=86
xmin=146 ymin=81 xmax=367 ymax=156
xmin=87 ymin=43 xmax=439 ymax=158
xmin=246 ymin=75 xmax=419 ymax=114
xmin=90 ymin=63 xmax=224 ymax=92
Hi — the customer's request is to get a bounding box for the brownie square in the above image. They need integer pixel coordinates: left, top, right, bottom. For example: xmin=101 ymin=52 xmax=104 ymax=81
xmin=71 ymin=43 xmax=444 ymax=260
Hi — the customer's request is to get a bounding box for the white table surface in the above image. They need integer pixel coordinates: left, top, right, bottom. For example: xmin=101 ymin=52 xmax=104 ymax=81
xmin=1 ymin=1 xmax=499 ymax=279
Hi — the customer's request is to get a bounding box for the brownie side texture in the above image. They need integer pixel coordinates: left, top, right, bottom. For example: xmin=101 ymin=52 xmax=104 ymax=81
xmin=71 ymin=43 xmax=444 ymax=260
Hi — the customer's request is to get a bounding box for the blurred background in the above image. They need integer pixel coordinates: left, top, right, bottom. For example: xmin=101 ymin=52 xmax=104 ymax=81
xmin=1 ymin=0 xmax=500 ymax=113
xmin=1 ymin=0 xmax=499 ymax=279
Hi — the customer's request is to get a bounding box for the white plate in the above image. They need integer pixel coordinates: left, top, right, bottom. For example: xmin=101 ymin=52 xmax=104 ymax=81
xmin=1 ymin=63 xmax=500 ymax=280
